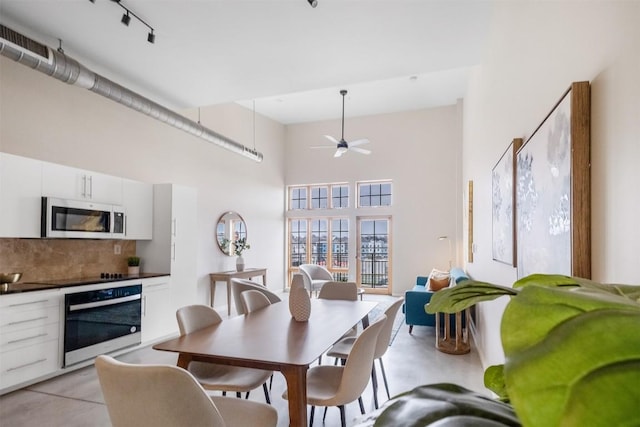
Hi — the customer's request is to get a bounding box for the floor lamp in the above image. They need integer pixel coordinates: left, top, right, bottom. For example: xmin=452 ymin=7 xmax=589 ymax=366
xmin=438 ymin=236 xmax=452 ymax=271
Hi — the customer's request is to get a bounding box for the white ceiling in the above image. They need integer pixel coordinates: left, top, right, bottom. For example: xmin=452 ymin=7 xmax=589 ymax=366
xmin=0 ymin=0 xmax=491 ymax=124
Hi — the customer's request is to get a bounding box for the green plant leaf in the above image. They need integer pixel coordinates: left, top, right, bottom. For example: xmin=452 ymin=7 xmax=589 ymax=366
xmin=484 ymin=365 xmax=508 ymax=402
xmin=426 ymin=282 xmax=517 ymax=314
xmin=356 ymin=384 xmax=521 ymax=427
xmin=505 ymin=310 xmax=640 ymax=427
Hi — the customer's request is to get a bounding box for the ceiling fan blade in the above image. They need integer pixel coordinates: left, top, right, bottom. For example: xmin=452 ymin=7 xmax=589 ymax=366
xmin=348 ymin=138 xmax=370 ymax=147
xmin=324 ymin=135 xmax=340 ymax=144
xmin=334 ymin=149 xmax=346 ymax=158
xmin=311 ymin=145 xmax=335 ymax=149
xmin=350 ymin=147 xmax=372 ymax=155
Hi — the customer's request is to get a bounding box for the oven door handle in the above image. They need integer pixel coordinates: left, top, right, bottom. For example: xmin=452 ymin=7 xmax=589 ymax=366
xmin=69 ymin=294 xmax=141 ymax=311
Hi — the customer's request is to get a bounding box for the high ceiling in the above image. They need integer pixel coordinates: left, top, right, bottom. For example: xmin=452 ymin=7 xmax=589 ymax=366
xmin=0 ymin=0 xmax=491 ymax=124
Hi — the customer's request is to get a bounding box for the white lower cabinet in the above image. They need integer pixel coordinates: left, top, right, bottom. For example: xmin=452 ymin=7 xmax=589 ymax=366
xmin=0 ymin=291 xmax=61 ymax=391
xmin=141 ymin=277 xmax=176 ymax=342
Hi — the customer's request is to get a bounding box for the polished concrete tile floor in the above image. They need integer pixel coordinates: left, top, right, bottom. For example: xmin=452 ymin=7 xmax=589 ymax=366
xmin=0 ymin=295 xmax=487 ymax=427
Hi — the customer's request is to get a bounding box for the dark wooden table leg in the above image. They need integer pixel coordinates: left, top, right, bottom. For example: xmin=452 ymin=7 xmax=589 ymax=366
xmin=282 ymin=365 xmax=308 ymax=427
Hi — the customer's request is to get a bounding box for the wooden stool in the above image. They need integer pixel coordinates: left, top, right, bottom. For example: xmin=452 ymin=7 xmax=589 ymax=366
xmin=435 ymin=309 xmax=470 ymax=355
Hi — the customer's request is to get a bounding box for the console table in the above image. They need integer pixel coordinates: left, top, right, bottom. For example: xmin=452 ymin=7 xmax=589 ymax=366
xmin=209 ymin=268 xmax=267 ymax=315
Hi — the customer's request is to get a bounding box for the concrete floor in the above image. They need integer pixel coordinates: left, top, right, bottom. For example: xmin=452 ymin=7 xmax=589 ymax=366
xmin=0 ymin=295 xmax=487 ymax=427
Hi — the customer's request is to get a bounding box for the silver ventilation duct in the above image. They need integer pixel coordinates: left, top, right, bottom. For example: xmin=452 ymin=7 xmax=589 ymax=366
xmin=0 ymin=24 xmax=263 ymax=162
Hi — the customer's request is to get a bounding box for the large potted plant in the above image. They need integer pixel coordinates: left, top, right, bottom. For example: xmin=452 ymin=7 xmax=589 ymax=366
xmin=356 ymin=274 xmax=640 ymax=427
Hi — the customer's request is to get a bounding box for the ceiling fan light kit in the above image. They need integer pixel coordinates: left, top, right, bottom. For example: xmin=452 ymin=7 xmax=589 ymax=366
xmin=313 ymin=89 xmax=371 ymax=157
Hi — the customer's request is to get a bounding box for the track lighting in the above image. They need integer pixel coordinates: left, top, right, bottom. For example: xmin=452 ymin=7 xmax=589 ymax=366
xmin=90 ymin=0 xmax=156 ymax=44
xmin=121 ymin=11 xmax=130 ymax=26
xmin=307 ymin=0 xmax=318 ymax=7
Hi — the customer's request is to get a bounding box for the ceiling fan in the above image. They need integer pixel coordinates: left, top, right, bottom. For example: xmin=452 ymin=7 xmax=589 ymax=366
xmin=312 ymin=89 xmax=371 ymax=158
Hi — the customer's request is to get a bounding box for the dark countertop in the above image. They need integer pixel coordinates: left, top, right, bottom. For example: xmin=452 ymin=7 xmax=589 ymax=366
xmin=0 ymin=272 xmax=170 ymax=295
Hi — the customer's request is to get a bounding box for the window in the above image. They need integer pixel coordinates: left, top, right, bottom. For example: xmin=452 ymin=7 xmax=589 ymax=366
xmin=331 ymin=184 xmax=349 ymax=208
xmin=289 ymin=187 xmax=307 ymax=210
xmin=358 ymin=181 xmax=392 ymax=207
xmin=310 ymin=219 xmax=328 ymax=264
xmin=310 ymin=186 xmax=328 ymax=209
xmin=289 ymin=219 xmax=307 ymax=267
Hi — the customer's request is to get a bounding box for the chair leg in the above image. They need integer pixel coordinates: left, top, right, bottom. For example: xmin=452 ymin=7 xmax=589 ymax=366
xmin=236 ymin=392 xmax=241 ymax=398
xmin=371 ymin=365 xmax=379 ymax=409
xmin=379 ymin=358 xmax=391 ymax=400
xmin=358 ymin=396 xmax=365 ymax=414
xmin=310 ymin=406 xmax=315 ymax=427
xmin=409 ymin=324 xmax=413 ymax=334
xmin=269 ymin=374 xmax=273 ymax=391
xmin=322 ymin=407 xmax=328 ymax=422
xmin=222 ymin=391 xmax=226 ymax=396
xmin=339 ymin=405 xmax=346 ymax=427
xmin=262 ymin=382 xmax=271 ymax=404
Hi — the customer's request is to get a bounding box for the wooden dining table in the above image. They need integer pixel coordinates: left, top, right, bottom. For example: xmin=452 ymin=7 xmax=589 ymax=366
xmin=153 ymin=298 xmax=378 ymax=427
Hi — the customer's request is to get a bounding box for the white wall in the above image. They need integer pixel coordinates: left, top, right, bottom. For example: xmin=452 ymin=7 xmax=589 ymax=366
xmin=285 ymin=104 xmax=463 ymax=294
xmin=463 ymin=1 xmax=640 ymax=368
xmin=0 ymin=56 xmax=286 ymax=309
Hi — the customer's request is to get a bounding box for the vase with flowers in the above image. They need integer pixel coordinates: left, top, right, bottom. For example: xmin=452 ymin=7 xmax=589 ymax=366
xmin=233 ymin=237 xmax=250 ymax=272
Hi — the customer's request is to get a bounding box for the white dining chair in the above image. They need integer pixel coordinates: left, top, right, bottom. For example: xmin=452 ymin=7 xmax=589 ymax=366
xmin=283 ymin=315 xmax=386 ymax=427
xmin=240 ymin=289 xmax=272 ymax=313
xmin=317 ymin=281 xmax=358 ymax=301
xmin=175 ymin=305 xmax=273 ymax=402
xmin=327 ymin=298 xmax=405 ymax=409
xmin=231 ymin=278 xmax=281 ymax=315
xmin=299 ymin=264 xmax=334 ymax=296
xmin=95 ymin=355 xmax=278 ymax=427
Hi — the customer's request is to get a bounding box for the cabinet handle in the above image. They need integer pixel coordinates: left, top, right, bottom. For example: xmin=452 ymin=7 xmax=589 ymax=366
xmin=81 ymin=175 xmax=87 ymax=198
xmin=7 ymin=333 xmax=48 ymax=345
xmin=144 ymin=283 xmax=166 ymax=290
xmin=7 ymin=316 xmax=48 ymax=326
xmin=88 ymin=175 xmax=93 ymax=199
xmin=9 ymin=299 xmax=49 ymax=307
xmin=6 ymin=358 xmax=47 ymax=372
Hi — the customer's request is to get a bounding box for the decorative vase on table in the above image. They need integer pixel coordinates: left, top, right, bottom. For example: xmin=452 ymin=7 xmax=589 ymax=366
xmin=236 ymin=255 xmax=245 ymax=272
xmin=289 ymin=273 xmax=311 ymax=322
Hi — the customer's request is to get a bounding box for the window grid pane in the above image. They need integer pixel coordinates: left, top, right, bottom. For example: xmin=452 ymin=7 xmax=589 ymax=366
xmin=290 ymin=187 xmax=307 ymax=210
xmin=310 ymin=186 xmax=328 ymax=209
xmin=358 ymin=182 xmax=392 ymax=207
xmin=289 ymin=219 xmax=307 ymax=267
xmin=331 ymin=185 xmax=349 ymax=208
xmin=310 ymin=219 xmax=328 ymax=265
xmin=331 ymin=218 xmax=349 ymax=269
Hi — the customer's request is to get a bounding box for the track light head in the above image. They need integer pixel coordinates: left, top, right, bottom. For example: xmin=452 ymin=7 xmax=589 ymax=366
xmin=307 ymin=0 xmax=317 ymax=8
xmin=121 ymin=12 xmax=131 ymax=26
xmin=147 ymin=31 xmax=155 ymax=44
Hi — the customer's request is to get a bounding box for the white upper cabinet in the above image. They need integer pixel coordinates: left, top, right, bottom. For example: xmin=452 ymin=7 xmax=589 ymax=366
xmin=41 ymin=162 xmax=122 ymax=205
xmin=0 ymin=153 xmax=43 ymax=238
xmin=122 ymin=178 xmax=153 ymax=240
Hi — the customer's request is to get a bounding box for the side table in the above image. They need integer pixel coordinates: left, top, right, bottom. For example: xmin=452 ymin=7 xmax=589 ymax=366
xmin=209 ymin=268 xmax=267 ymax=315
xmin=435 ymin=308 xmax=470 ymax=355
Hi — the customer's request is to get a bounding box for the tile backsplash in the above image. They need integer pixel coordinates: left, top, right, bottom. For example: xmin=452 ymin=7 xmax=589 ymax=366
xmin=0 ymin=239 xmax=136 ymax=282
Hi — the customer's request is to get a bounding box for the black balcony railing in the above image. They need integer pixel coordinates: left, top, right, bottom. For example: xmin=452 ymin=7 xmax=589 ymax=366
xmin=360 ymin=256 xmax=388 ymax=289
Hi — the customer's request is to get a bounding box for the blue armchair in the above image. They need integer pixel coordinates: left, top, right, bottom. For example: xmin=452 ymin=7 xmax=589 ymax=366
xmin=403 ymin=267 xmax=470 ymax=334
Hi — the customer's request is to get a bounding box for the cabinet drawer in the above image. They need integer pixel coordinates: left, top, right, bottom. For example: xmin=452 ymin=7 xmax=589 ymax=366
xmin=0 ymin=339 xmax=60 ymax=390
xmin=0 ymin=305 xmax=60 ymax=334
xmin=1 ymin=322 xmax=60 ymax=353
xmin=0 ymin=293 xmax=59 ymax=310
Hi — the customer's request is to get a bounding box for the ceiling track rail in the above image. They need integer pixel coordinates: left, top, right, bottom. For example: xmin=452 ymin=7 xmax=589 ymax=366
xmin=0 ymin=24 xmax=263 ymax=162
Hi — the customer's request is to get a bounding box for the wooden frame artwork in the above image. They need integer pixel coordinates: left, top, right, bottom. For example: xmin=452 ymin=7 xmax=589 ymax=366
xmin=516 ymin=81 xmax=591 ymax=279
xmin=492 ymin=138 xmax=523 ymax=266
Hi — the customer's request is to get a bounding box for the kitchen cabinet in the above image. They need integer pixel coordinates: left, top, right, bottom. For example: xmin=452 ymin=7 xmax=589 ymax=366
xmin=41 ymin=161 xmax=122 ymax=204
xmin=122 ymin=178 xmax=153 ymax=240
xmin=0 ymin=153 xmax=42 ymax=238
xmin=141 ymin=276 xmax=175 ymax=342
xmin=0 ymin=290 xmax=61 ymax=391
xmin=138 ymin=184 xmax=198 ymax=310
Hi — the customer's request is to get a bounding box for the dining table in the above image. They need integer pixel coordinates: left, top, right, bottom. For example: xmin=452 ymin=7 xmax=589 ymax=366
xmin=153 ymin=298 xmax=378 ymax=427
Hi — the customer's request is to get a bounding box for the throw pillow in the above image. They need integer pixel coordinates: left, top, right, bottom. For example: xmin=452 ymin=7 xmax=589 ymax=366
xmin=427 ymin=268 xmax=451 ymax=291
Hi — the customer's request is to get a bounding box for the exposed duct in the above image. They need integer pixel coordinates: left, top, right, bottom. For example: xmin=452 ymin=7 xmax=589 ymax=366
xmin=0 ymin=24 xmax=263 ymax=162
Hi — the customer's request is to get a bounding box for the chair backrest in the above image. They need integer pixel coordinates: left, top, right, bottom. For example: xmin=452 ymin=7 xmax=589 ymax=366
xmin=373 ymin=298 xmax=405 ymax=359
xmin=334 ymin=315 xmax=386 ymax=404
xmin=299 ymin=264 xmax=333 ymax=281
xmin=176 ymin=304 xmax=222 ymax=335
xmin=317 ymin=281 xmax=358 ymax=301
xmin=95 ymin=355 xmax=226 ymax=427
xmin=240 ymin=289 xmax=272 ymax=313
xmin=231 ymin=279 xmax=282 ymax=315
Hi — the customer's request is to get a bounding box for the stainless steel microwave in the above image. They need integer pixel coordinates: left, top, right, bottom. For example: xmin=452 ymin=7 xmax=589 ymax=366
xmin=41 ymin=197 xmax=125 ymax=239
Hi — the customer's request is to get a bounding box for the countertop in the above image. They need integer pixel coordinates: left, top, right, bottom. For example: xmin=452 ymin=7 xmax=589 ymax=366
xmin=0 ymin=272 xmax=170 ymax=295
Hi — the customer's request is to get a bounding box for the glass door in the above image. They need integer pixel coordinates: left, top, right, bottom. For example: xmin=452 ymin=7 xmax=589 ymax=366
xmin=357 ymin=216 xmax=391 ymax=295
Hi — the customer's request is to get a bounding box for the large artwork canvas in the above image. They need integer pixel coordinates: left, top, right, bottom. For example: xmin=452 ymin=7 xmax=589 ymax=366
xmin=516 ymin=82 xmax=591 ymax=279
xmin=492 ymin=138 xmax=522 ymax=266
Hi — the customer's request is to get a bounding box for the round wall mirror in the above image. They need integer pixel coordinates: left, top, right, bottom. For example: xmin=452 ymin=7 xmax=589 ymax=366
xmin=216 ymin=211 xmax=247 ymax=256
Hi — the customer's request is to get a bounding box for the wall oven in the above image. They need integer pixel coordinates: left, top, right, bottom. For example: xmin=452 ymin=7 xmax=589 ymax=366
xmin=64 ymin=284 xmax=142 ymax=366
xmin=41 ymin=197 xmax=125 ymax=239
